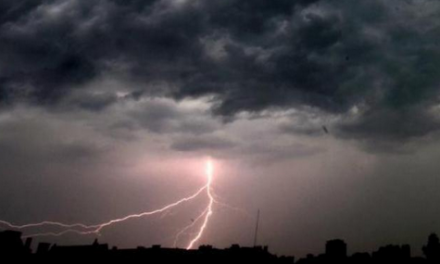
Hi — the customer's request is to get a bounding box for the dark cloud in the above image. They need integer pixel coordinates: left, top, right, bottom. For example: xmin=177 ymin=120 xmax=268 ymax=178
xmin=338 ymin=106 xmax=440 ymax=149
xmin=171 ymin=135 xmax=235 ymax=152
xmin=126 ymin=98 xmax=218 ymax=134
xmin=1 ymin=0 xmax=440 ymax=147
xmin=0 ymin=0 xmax=41 ymax=25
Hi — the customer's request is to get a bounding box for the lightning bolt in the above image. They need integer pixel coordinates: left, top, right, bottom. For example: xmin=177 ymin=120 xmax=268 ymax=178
xmin=173 ymin=208 xmax=208 ymax=248
xmin=187 ymin=158 xmax=214 ymax=249
xmin=0 ymin=158 xmax=222 ymax=249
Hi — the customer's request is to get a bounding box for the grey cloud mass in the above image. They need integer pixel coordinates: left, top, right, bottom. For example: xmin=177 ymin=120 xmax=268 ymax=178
xmin=0 ymin=0 xmax=439 ymax=147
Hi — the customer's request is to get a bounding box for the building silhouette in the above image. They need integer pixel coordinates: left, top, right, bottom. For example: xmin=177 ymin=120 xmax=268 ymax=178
xmin=0 ymin=230 xmax=31 ymax=256
xmin=1 ymin=229 xmax=440 ymax=263
xmin=423 ymin=233 xmax=440 ymax=263
xmin=0 ymin=230 xmax=293 ymax=262
xmin=326 ymin=239 xmax=347 ymax=261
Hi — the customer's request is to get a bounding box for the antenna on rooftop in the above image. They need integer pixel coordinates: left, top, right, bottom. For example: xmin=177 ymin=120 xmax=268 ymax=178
xmin=253 ymin=209 xmax=260 ymax=247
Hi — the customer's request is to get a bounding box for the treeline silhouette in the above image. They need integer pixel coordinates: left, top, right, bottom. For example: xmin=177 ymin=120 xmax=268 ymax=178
xmin=1 ymin=230 xmax=440 ymax=263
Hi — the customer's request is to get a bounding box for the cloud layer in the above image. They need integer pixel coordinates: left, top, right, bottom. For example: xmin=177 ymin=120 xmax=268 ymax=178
xmin=1 ymin=0 xmax=440 ymax=147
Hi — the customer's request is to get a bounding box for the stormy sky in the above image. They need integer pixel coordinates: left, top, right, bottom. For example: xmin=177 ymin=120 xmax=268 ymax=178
xmin=1 ymin=0 xmax=440 ymax=257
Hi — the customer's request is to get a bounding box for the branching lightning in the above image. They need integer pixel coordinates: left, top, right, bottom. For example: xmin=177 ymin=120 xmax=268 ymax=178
xmin=187 ymin=159 xmax=214 ymax=250
xmin=0 ymin=158 xmax=230 ymax=249
xmin=173 ymin=208 xmax=208 ymax=248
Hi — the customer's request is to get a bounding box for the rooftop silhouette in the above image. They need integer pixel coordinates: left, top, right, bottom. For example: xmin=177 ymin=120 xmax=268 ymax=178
xmin=1 ymin=230 xmax=440 ymax=263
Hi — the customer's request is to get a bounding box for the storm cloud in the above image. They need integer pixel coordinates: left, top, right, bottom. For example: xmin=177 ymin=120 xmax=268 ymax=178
xmin=0 ymin=0 xmax=439 ymax=147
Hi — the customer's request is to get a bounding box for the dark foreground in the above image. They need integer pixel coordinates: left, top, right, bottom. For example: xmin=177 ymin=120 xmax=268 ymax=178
xmin=1 ymin=230 xmax=440 ymax=263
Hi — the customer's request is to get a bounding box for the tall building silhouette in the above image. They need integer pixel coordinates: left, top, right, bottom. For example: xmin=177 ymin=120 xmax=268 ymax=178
xmin=326 ymin=239 xmax=347 ymax=260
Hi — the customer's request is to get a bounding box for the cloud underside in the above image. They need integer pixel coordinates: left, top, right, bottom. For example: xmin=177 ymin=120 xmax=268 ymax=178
xmin=1 ymin=0 xmax=440 ymax=149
